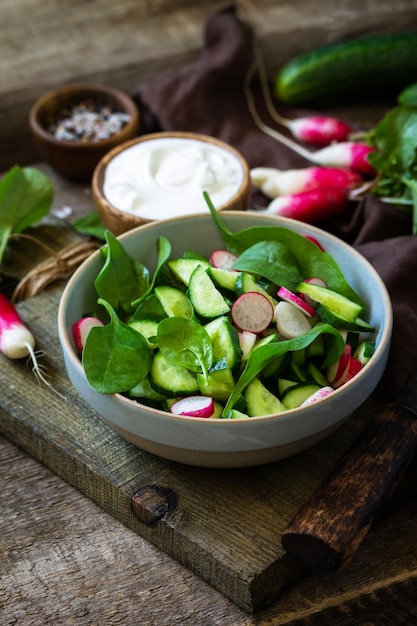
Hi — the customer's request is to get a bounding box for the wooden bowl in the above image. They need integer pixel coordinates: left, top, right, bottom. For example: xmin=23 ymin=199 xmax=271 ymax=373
xmin=92 ymin=132 xmax=251 ymax=236
xmin=29 ymin=83 xmax=140 ymax=181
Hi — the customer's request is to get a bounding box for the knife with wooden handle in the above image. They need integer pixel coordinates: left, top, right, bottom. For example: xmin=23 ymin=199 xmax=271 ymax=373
xmin=281 ymin=370 xmax=417 ymax=572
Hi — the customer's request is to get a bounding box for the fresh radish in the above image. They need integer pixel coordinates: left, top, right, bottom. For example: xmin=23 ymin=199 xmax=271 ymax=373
xmin=209 ymin=250 xmax=238 ymax=271
xmin=326 ymin=343 xmax=351 ymax=383
xmin=262 ymin=187 xmax=349 ymax=224
xmin=245 ymin=63 xmax=376 ymax=177
xmin=231 ymin=292 xmax=274 ymax=334
xmin=238 ymin=330 xmax=258 ymax=359
xmin=333 ymin=355 xmax=362 ymax=389
xmin=312 ymin=142 xmax=376 ymax=177
xmin=72 ymin=316 xmax=104 ymax=354
xmin=304 ymin=236 xmax=326 ymax=252
xmin=0 ymin=293 xmax=64 ymax=397
xmin=170 ymin=395 xmax=215 ymax=418
xmin=250 ymin=166 xmax=362 ymax=199
xmin=275 ymin=300 xmax=313 ymax=339
xmin=277 ymin=286 xmax=316 ymax=318
xmin=287 ymin=116 xmax=351 ymax=146
xmin=301 ymin=386 xmax=334 ymax=406
xmin=251 ymin=44 xmax=351 ymax=146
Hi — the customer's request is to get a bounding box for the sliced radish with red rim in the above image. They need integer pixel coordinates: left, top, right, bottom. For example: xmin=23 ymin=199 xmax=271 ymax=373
xmin=170 ymin=395 xmax=215 ymax=418
xmin=209 ymin=250 xmax=238 ymax=271
xmin=277 ymin=286 xmax=316 ymax=317
xmin=231 ymin=292 xmax=274 ymax=334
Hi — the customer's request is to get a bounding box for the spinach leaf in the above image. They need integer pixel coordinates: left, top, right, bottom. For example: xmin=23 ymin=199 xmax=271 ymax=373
xmin=0 ymin=166 xmax=54 ymax=265
xmin=223 ymin=323 xmax=344 ymax=414
xmin=232 ymin=240 xmax=302 ymax=289
xmin=82 ymin=298 xmax=152 ymax=394
xmin=132 ymin=236 xmax=172 ymax=308
xmin=72 ymin=210 xmax=106 ymax=240
xmin=204 ymin=192 xmax=362 ymax=303
xmin=95 ymin=230 xmax=150 ymax=316
xmin=157 ymin=317 xmax=213 ymax=384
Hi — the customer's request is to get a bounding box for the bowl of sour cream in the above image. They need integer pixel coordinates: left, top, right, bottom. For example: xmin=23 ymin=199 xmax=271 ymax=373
xmin=92 ymin=132 xmax=251 ymax=235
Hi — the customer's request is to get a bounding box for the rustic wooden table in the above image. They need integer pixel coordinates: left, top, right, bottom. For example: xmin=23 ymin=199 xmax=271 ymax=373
xmin=1 ymin=166 xmax=417 ymax=625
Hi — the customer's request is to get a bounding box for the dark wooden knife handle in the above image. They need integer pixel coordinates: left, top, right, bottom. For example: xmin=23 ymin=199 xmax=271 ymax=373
xmin=281 ymin=403 xmax=417 ymax=572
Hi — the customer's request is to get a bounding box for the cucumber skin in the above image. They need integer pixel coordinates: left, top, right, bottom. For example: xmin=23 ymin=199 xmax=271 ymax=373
xmin=275 ymin=32 xmax=417 ymax=104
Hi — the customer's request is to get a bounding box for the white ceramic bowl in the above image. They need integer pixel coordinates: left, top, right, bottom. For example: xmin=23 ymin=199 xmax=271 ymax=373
xmin=58 ymin=212 xmax=392 ymax=468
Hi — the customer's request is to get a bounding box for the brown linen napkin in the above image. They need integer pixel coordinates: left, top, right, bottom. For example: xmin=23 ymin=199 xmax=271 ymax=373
xmin=132 ymin=5 xmax=417 ymax=401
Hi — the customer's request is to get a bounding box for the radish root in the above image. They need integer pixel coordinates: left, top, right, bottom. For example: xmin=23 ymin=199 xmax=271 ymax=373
xmin=24 ymin=341 xmax=67 ymax=400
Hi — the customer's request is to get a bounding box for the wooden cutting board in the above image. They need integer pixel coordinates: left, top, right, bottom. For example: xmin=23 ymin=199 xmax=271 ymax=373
xmin=0 ymin=228 xmax=383 ymax=612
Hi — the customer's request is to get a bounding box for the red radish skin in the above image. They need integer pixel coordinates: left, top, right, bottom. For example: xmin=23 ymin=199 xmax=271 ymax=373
xmin=0 ymin=293 xmax=65 ymax=398
xmin=277 ymin=286 xmax=316 ymax=318
xmin=170 ymin=395 xmax=214 ymax=418
xmin=231 ymin=292 xmax=274 ymax=334
xmin=327 ymin=343 xmax=352 ymax=384
xmin=301 ymin=386 xmax=334 ymax=406
xmin=312 ymin=142 xmax=376 ymax=177
xmin=304 ymin=236 xmax=326 ymax=252
xmin=209 ymin=250 xmax=238 ymax=271
xmin=0 ymin=294 xmax=36 ymax=359
xmin=250 ymin=166 xmax=362 ymax=199
xmin=288 ymin=116 xmax=351 ymax=146
xmin=264 ymin=187 xmax=349 ymax=224
xmin=333 ymin=355 xmax=362 ymax=389
xmin=73 ymin=317 xmax=104 ymax=354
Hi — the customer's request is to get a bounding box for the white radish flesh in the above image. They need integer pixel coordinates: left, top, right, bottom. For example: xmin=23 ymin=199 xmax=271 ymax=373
xmin=73 ymin=316 xmax=104 ymax=354
xmin=238 ymin=330 xmax=258 ymax=359
xmin=231 ymin=292 xmax=274 ymax=334
xmin=301 ymin=386 xmax=334 ymax=406
xmin=209 ymin=250 xmax=238 ymax=271
xmin=275 ymin=301 xmax=313 ymax=339
xmin=170 ymin=395 xmax=214 ymax=418
xmin=277 ymin=286 xmax=316 ymax=318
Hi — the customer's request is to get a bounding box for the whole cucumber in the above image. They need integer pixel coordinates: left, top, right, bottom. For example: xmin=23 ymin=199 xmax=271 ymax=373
xmin=275 ymin=32 xmax=417 ymax=104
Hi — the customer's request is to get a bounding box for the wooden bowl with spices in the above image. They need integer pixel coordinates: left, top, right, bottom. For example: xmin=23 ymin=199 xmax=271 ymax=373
xmin=29 ymin=83 xmax=140 ymax=182
xmin=92 ymin=131 xmax=251 ymax=236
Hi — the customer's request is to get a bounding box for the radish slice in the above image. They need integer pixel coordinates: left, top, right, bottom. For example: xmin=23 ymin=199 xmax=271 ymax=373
xmin=170 ymin=395 xmax=215 ymax=418
xmin=275 ymin=301 xmax=312 ymax=339
xmin=301 ymin=386 xmax=334 ymax=406
xmin=333 ymin=355 xmax=362 ymax=389
xmin=277 ymin=286 xmax=316 ymax=318
xmin=304 ymin=236 xmax=326 ymax=252
xmin=327 ymin=343 xmax=351 ymax=383
xmin=231 ymin=292 xmax=274 ymax=334
xmin=73 ymin=316 xmax=104 ymax=354
xmin=238 ymin=330 xmax=258 ymax=359
xmin=209 ymin=250 xmax=238 ymax=271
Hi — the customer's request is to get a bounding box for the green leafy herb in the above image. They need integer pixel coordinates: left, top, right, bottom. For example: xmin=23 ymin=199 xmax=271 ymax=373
xmin=0 ymin=166 xmax=54 ymax=266
xmin=82 ymin=298 xmax=152 ymax=394
xmin=157 ymin=317 xmax=213 ymax=384
xmin=366 ymin=88 xmax=417 ymax=233
xmin=72 ymin=211 xmax=106 ymax=240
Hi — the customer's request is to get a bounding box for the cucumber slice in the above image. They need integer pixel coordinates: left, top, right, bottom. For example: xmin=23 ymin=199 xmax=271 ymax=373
xmin=188 ymin=264 xmax=230 ymax=318
xmin=208 ymin=267 xmax=239 ymax=291
xmin=210 ymin=317 xmax=242 ymax=370
xmin=245 ymin=378 xmax=286 ymax=417
xmin=128 ymin=319 xmax=159 ymax=347
xmin=297 ymin=282 xmax=363 ymax=323
xmin=150 ymin=351 xmax=199 ymax=397
xmin=278 ymin=378 xmax=297 ymax=396
xmin=315 ymin=303 xmax=374 ymax=332
xmin=307 ymin=362 xmax=328 ymax=386
xmin=168 ymin=258 xmax=211 ymax=286
xmin=225 ymin=408 xmax=249 ymax=419
xmin=197 ymin=362 xmax=235 ymax=401
xmin=154 ymin=285 xmax=194 ymax=319
xmin=130 ymin=376 xmax=166 ymax=401
xmin=281 ymin=383 xmax=322 ymax=410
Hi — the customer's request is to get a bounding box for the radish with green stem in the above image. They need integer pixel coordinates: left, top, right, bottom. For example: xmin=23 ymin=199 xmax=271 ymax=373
xmin=259 ymin=187 xmax=350 ymax=224
xmin=244 ymin=62 xmax=376 ymax=177
xmin=253 ymin=47 xmax=352 ymax=145
xmin=250 ymin=166 xmax=363 ymax=199
xmin=0 ymin=293 xmax=65 ymax=397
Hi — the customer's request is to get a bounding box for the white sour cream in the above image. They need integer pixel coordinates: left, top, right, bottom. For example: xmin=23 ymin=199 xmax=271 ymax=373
xmin=103 ymin=136 xmax=245 ymax=220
